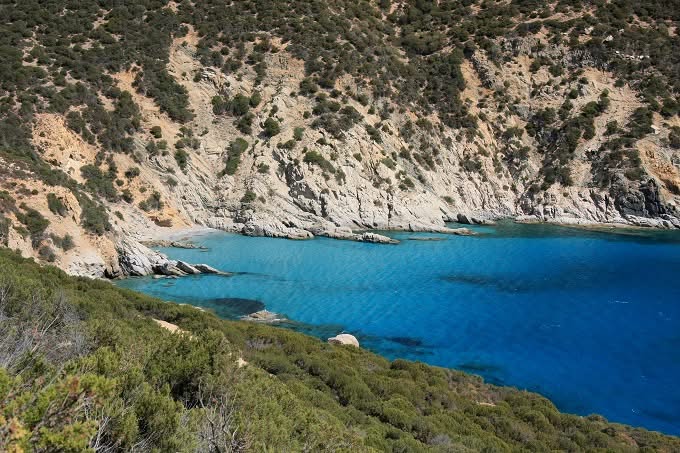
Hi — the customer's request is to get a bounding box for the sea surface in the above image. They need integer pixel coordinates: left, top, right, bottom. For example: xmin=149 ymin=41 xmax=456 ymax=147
xmin=118 ymin=222 xmax=680 ymax=435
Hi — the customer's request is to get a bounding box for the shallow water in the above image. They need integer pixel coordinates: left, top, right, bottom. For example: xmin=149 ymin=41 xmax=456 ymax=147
xmin=118 ymin=222 xmax=680 ymax=434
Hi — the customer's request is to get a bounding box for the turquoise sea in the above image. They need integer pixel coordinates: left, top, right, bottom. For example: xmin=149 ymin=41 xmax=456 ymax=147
xmin=118 ymin=222 xmax=680 ymax=435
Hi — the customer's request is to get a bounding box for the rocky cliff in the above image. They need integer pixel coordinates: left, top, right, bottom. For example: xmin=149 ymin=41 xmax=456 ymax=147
xmin=1 ymin=0 xmax=679 ymax=276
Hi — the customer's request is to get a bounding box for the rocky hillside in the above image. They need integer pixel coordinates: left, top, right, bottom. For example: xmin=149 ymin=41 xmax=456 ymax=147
xmin=1 ymin=0 xmax=679 ymax=275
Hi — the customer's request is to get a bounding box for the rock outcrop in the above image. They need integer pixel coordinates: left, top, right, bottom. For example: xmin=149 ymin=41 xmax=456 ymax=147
xmin=115 ymin=237 xmax=229 ymax=277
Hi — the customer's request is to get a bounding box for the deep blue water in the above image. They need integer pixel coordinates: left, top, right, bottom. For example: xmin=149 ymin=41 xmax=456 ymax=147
xmin=118 ymin=222 xmax=680 ymax=435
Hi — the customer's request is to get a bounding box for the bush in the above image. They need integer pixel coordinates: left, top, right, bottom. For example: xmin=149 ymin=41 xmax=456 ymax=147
xmin=241 ymin=190 xmax=257 ymax=203
xmin=47 ymin=193 xmax=67 ymax=216
xmin=366 ymin=125 xmax=382 ymax=143
xmin=80 ymin=165 xmax=118 ymax=202
xmin=51 ymin=233 xmax=75 ymax=251
xmin=0 ymin=215 xmax=10 ymax=246
xmin=223 ymin=138 xmax=248 ymax=176
xmin=139 ymin=191 xmax=163 ymax=212
xmin=16 ymin=204 xmax=49 ymax=247
xmin=38 ymin=245 xmax=56 ymax=262
xmin=263 ymin=118 xmax=280 ymax=137
xmin=250 ymin=91 xmax=262 ymax=107
xmin=381 ymin=157 xmax=396 ymax=170
xmin=303 ymin=150 xmax=335 ymax=173
xmin=78 ymin=196 xmax=110 ymax=235
xmin=125 ymin=167 xmax=141 ymax=179
xmin=461 ymin=156 xmax=482 ymax=173
xmin=668 ymin=126 xmax=680 ymax=149
xmin=235 ymin=113 xmax=255 ymax=135
xmin=174 ymin=149 xmax=189 ymax=171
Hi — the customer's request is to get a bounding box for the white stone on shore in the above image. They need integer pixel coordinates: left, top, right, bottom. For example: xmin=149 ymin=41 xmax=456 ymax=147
xmin=328 ymin=334 xmax=360 ymax=348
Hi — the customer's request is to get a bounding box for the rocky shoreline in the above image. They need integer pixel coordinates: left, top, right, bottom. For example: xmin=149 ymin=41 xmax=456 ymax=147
xmin=139 ymin=239 xmax=208 ymax=250
xmin=113 ymin=237 xmax=230 ymax=278
xmin=103 ymin=210 xmax=680 ymax=281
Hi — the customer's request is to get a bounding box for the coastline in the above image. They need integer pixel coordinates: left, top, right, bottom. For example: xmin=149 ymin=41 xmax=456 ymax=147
xmin=144 ymin=214 xmax=679 ymax=246
xmin=111 ymin=214 xmax=680 ymax=281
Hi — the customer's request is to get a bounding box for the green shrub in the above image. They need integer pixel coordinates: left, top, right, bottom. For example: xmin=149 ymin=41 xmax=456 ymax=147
xmin=461 ymin=156 xmax=482 ymax=173
xmin=78 ymin=196 xmax=110 ymax=235
xmin=51 ymin=233 xmax=75 ymax=251
xmin=303 ymin=150 xmax=335 ymax=173
xmin=668 ymin=126 xmax=680 ymax=149
xmin=124 ymin=167 xmax=141 ymax=179
xmin=47 ymin=193 xmax=67 ymax=216
xmin=381 ymin=157 xmax=396 ymax=170
xmin=0 ymin=215 xmax=10 ymax=246
xmin=277 ymin=139 xmax=296 ymax=150
xmin=174 ymin=149 xmax=189 ymax=171
xmin=80 ymin=165 xmax=118 ymax=202
xmin=263 ymin=118 xmax=280 ymax=137
xmin=139 ymin=191 xmax=163 ymax=212
xmin=222 ymin=138 xmax=248 ymax=176
xmin=38 ymin=245 xmax=56 ymax=262
xmin=366 ymin=125 xmax=382 ymax=143
xmin=16 ymin=204 xmax=49 ymax=247
xmin=235 ymin=113 xmax=255 ymax=134
xmin=241 ymin=190 xmax=257 ymax=203
xmin=250 ymin=91 xmax=262 ymax=107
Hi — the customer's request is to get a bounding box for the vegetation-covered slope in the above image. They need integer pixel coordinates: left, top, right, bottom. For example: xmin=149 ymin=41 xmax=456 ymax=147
xmin=1 ymin=249 xmax=679 ymax=451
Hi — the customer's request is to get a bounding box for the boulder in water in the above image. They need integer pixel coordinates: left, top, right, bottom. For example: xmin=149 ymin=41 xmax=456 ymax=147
xmin=328 ymin=334 xmax=359 ymax=348
xmin=241 ymin=310 xmax=282 ymax=323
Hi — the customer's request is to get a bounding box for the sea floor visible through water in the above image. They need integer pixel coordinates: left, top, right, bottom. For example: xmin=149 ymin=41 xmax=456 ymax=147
xmin=118 ymin=221 xmax=680 ymax=435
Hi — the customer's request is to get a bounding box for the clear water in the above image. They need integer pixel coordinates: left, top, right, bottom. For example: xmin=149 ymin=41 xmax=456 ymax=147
xmin=117 ymin=222 xmax=680 ymax=435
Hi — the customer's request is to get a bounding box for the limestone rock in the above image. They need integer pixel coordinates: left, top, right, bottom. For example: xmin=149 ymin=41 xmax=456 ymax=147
xmin=357 ymin=232 xmax=399 ymax=244
xmin=117 ymin=237 xmax=167 ymax=277
xmin=193 ymin=263 xmax=231 ymax=275
xmin=116 ymin=237 xmax=229 ymax=277
xmin=328 ymin=334 xmax=360 ymax=348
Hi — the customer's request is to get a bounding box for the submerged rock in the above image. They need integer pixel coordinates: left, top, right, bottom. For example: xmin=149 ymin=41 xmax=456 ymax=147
xmin=213 ymin=298 xmax=265 ymax=317
xmin=328 ymin=334 xmax=360 ymax=348
xmin=241 ymin=310 xmax=283 ymax=323
xmin=308 ymin=226 xmax=399 ymax=244
xmin=193 ymin=263 xmax=231 ymax=275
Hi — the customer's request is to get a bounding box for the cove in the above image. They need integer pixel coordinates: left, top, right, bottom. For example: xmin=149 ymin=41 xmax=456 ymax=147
xmin=117 ymin=222 xmax=680 ymax=435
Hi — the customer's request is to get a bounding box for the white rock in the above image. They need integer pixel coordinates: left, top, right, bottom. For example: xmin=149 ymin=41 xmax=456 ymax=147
xmin=328 ymin=334 xmax=360 ymax=348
